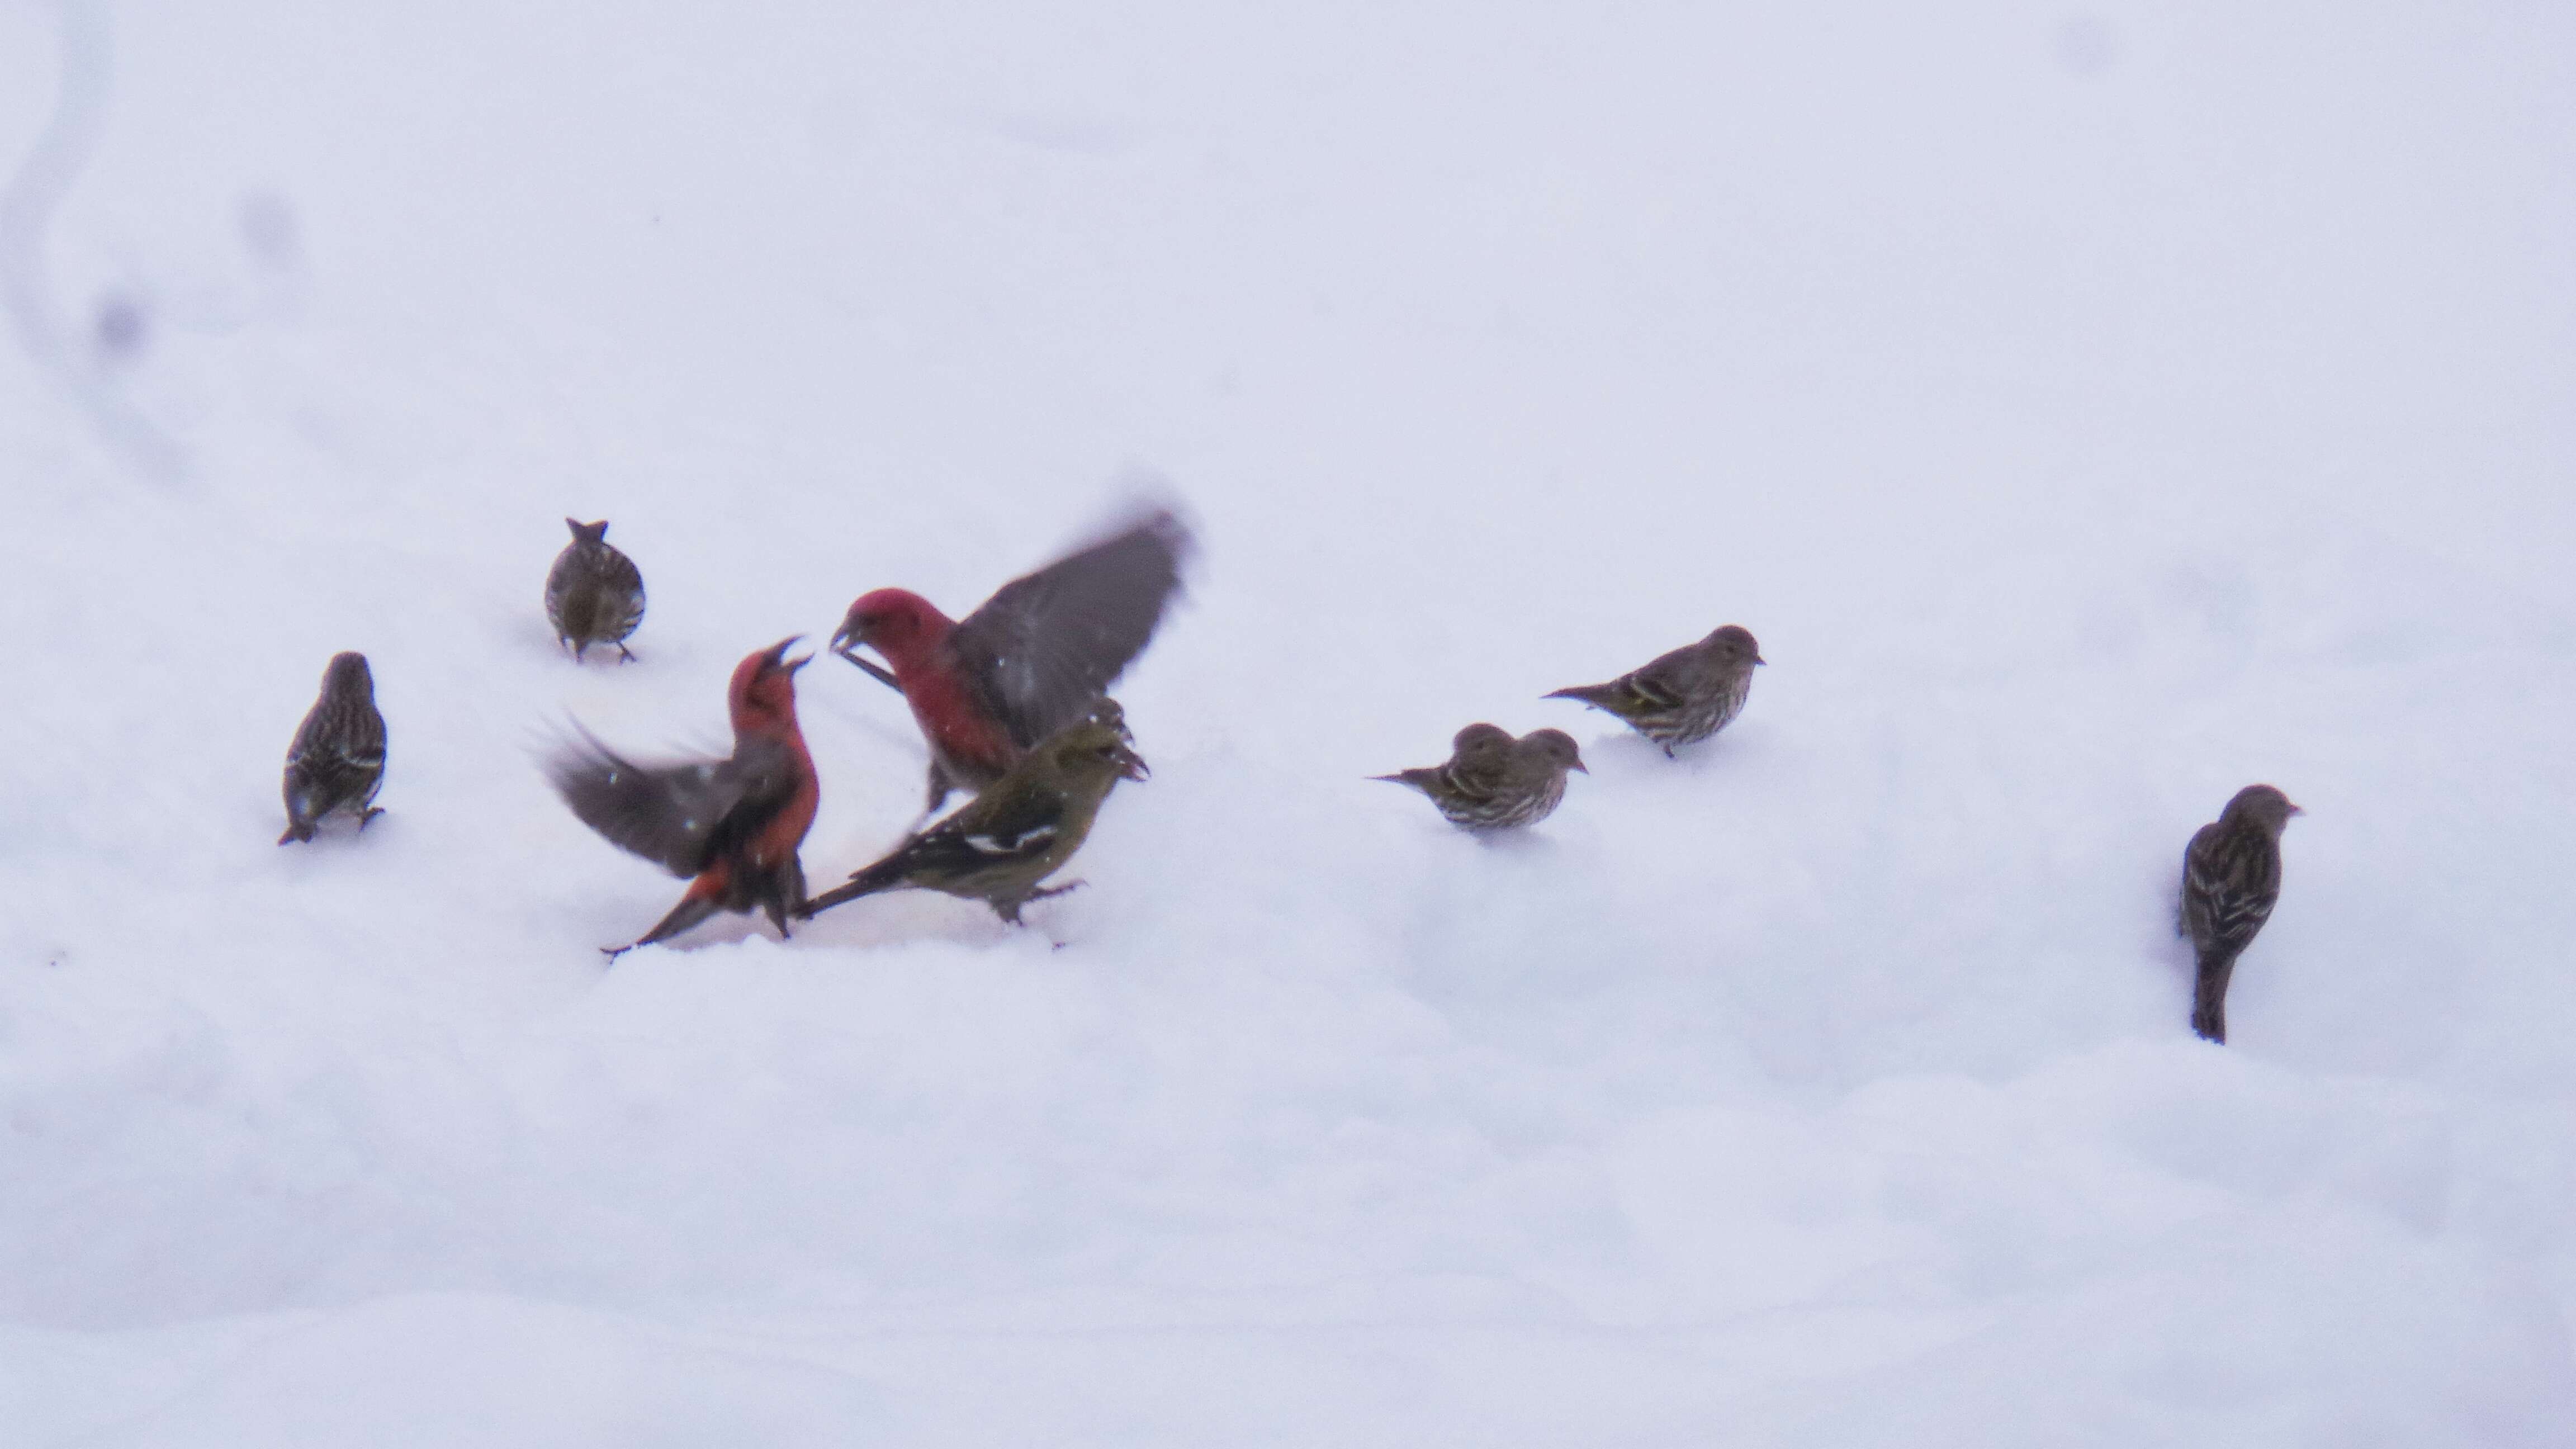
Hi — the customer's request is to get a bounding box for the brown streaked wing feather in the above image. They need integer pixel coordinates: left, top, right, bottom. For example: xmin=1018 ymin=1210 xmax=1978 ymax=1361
xmin=2182 ymin=822 xmax=2280 ymax=956
xmin=1626 ymin=645 xmax=1703 ymax=706
xmin=1439 ymin=752 xmax=1513 ymax=803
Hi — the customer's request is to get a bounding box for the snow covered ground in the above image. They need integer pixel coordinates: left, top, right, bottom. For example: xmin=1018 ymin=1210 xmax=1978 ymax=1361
xmin=5 ymin=1 xmax=2575 ymax=1442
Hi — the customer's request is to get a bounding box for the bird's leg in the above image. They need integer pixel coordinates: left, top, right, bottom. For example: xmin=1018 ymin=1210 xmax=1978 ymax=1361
xmin=905 ymin=763 xmax=953 ymax=832
xmin=1662 ymin=744 xmax=1677 ymax=760
xmin=616 ymin=643 xmax=637 ymax=664
xmin=573 ymin=640 xmax=589 ymax=664
xmin=357 ymin=807 xmax=386 ymax=831
xmin=761 ymin=865 xmax=806 ymax=939
xmin=1019 ymin=884 xmax=1088 ymax=949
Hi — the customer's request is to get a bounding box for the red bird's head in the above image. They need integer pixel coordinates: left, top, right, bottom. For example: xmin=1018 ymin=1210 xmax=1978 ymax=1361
xmin=727 ymin=637 xmax=811 ymax=737
xmin=832 ymin=588 xmax=954 ymax=676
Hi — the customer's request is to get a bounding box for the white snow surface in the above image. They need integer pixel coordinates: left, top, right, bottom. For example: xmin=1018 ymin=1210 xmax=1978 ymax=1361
xmin=5 ymin=2 xmax=2575 ymax=1443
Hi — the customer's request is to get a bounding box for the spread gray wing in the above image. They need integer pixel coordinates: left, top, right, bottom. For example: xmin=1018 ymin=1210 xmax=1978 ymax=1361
xmin=946 ymin=509 xmax=1193 ymax=749
xmin=547 ymin=730 xmax=793 ymax=877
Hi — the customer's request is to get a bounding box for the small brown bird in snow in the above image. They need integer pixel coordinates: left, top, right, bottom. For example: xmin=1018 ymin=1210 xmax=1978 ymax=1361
xmin=1374 ymin=723 xmax=1586 ymax=831
xmin=279 ymin=651 xmax=388 ymax=844
xmin=2178 ymin=784 xmax=2300 ymax=1044
xmin=1546 ymin=624 xmax=1763 ymax=756
xmin=797 ymin=701 xmax=1149 ymax=926
xmin=544 ymin=518 xmax=647 ymax=662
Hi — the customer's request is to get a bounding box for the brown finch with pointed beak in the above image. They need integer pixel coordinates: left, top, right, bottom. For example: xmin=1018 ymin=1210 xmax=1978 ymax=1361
xmin=1374 ymin=724 xmax=1585 ymax=831
xmin=2179 ymin=784 xmax=2300 ymax=1044
xmin=544 ymin=518 xmax=647 ymax=662
xmin=280 ymin=651 xmax=388 ymax=844
xmin=1547 ymin=624 xmax=1763 ymax=756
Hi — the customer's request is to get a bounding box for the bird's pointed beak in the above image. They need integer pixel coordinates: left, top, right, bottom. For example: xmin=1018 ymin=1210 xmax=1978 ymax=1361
xmin=1754 ymin=655 xmax=1768 ymax=666
xmin=2289 ymin=804 xmax=2305 ymax=816
xmin=1573 ymin=757 xmax=1590 ymax=774
xmin=764 ymin=636 xmax=807 ymax=672
xmin=1116 ymin=744 xmax=1151 ymax=783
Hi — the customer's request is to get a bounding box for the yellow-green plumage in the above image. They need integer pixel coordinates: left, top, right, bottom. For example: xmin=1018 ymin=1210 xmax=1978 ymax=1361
xmin=798 ymin=703 xmax=1148 ymax=925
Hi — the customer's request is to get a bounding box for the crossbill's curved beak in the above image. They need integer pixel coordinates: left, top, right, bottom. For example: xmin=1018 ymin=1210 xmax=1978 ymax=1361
xmin=830 ymin=613 xmax=909 ymax=697
xmin=829 ymin=609 xmax=906 ymax=692
xmin=1115 ymin=742 xmax=1151 ymax=783
xmin=764 ymin=636 xmax=809 ymax=674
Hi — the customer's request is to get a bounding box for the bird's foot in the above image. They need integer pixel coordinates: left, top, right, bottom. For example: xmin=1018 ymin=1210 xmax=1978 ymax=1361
xmin=616 ymin=644 xmax=637 ymax=664
xmin=600 ymin=943 xmax=634 ymax=963
xmin=1027 ymin=880 xmax=1087 ymax=903
xmin=358 ymin=807 xmax=386 ymax=832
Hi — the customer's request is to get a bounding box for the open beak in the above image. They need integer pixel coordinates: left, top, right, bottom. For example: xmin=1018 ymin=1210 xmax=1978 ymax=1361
xmin=764 ymin=636 xmax=809 ymax=674
xmin=1116 ymin=743 xmax=1152 ymax=783
xmin=827 ymin=613 xmax=906 ymax=692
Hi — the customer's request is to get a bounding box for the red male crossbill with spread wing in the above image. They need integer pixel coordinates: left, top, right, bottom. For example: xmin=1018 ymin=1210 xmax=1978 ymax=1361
xmin=832 ymin=508 xmax=1191 ymax=817
xmin=549 ymin=638 xmax=818 ymax=959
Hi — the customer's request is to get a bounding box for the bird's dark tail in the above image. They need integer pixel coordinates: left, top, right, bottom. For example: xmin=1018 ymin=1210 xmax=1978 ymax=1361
xmin=608 ymin=893 xmax=723 ymax=960
xmin=1368 ymin=770 xmax=1435 ymax=793
xmin=1543 ymin=683 xmax=1616 ymax=707
xmin=2191 ymin=950 xmax=2237 ymax=1044
xmin=795 ymin=861 xmax=905 ymax=920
